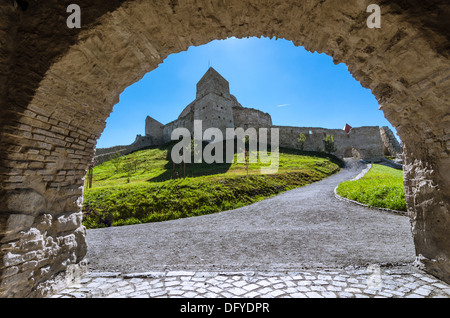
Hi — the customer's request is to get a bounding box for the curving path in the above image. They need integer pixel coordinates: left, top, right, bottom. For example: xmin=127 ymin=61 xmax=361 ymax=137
xmin=85 ymin=159 xmax=416 ymax=274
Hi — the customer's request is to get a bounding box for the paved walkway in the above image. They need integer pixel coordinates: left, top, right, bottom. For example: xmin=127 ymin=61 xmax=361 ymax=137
xmin=50 ymin=160 xmax=450 ymax=298
xmin=52 ymin=266 xmax=450 ymax=298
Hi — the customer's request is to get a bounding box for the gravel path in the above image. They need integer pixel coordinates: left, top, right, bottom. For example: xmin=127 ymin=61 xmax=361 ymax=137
xmin=85 ymin=159 xmax=416 ymax=274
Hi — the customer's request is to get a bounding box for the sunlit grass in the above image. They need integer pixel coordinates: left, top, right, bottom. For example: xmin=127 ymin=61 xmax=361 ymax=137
xmin=336 ymin=164 xmax=406 ymax=212
xmin=82 ymin=143 xmax=343 ymax=228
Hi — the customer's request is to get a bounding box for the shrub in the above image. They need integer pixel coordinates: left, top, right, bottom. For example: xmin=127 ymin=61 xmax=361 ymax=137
xmin=323 ymin=134 xmax=337 ymax=154
xmin=297 ymin=133 xmax=307 ymax=151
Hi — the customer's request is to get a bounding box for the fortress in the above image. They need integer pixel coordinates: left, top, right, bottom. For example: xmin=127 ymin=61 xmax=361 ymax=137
xmin=96 ymin=67 xmax=401 ymax=164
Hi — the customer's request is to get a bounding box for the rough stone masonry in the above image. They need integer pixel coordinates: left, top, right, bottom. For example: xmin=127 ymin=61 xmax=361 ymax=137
xmin=0 ymin=0 xmax=449 ymax=297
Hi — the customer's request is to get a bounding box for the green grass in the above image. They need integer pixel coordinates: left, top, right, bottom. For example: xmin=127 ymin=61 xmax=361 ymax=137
xmin=82 ymin=142 xmax=343 ymax=228
xmin=336 ymin=164 xmax=407 ymax=212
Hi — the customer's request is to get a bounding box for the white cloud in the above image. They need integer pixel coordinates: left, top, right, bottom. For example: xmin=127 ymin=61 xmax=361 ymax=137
xmin=277 ymin=104 xmax=290 ymax=108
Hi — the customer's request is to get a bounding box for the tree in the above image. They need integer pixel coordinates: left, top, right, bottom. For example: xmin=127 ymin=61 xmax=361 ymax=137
xmin=130 ymin=157 xmax=139 ymax=173
xmin=86 ymin=157 xmax=97 ymax=189
xmin=323 ymin=134 xmax=337 ymax=154
xmin=244 ymin=148 xmax=249 ymax=175
xmin=110 ymin=151 xmax=124 ymax=174
xmin=190 ymin=138 xmax=202 ymax=177
xmin=123 ymin=161 xmax=134 ymax=183
xmin=86 ymin=165 xmax=94 ymax=189
xmin=183 ymin=142 xmax=192 ymax=178
xmin=297 ymin=133 xmax=307 ymax=151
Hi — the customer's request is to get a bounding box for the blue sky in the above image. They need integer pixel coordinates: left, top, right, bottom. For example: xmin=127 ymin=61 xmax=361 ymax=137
xmin=97 ymin=36 xmax=399 ymax=148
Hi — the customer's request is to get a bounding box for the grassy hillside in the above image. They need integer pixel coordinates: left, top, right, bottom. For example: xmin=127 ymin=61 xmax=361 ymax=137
xmin=82 ymin=142 xmax=343 ymax=228
xmin=336 ymin=164 xmax=407 ymax=212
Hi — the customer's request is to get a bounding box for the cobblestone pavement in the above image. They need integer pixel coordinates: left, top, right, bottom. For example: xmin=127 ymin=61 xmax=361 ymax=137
xmin=51 ymin=265 xmax=450 ymax=298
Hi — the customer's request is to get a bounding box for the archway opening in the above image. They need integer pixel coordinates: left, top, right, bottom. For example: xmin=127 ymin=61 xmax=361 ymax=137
xmin=96 ymin=36 xmax=401 ymax=150
xmin=1 ymin=0 xmax=449 ymax=298
xmin=82 ymin=37 xmax=414 ymax=276
xmin=343 ymin=147 xmax=362 ymax=159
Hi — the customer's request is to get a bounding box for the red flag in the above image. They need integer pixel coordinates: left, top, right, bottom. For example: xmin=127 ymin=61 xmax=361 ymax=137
xmin=343 ymin=124 xmax=352 ymax=134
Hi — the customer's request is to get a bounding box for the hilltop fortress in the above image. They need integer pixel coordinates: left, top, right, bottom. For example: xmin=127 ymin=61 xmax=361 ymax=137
xmin=96 ymin=67 xmax=401 ymax=164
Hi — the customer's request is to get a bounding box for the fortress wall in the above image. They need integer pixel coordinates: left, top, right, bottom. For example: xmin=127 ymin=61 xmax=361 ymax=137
xmin=275 ymin=126 xmax=340 ymax=152
xmin=230 ymin=95 xmax=244 ymax=108
xmin=273 ymin=126 xmax=385 ymax=161
xmin=178 ymin=100 xmax=195 ymax=119
xmin=380 ymin=126 xmax=402 ymax=156
xmin=97 ymin=122 xmax=386 ymax=164
xmin=163 ymin=110 xmax=195 ymax=143
xmin=194 ymin=93 xmax=235 ymax=137
xmin=95 ymin=145 xmax=129 ymax=157
xmin=94 ymin=135 xmax=159 ymax=165
xmin=336 ymin=126 xmax=385 ymax=160
xmin=145 ymin=116 xmax=164 ymax=143
xmin=233 ymin=107 xmax=272 ymax=130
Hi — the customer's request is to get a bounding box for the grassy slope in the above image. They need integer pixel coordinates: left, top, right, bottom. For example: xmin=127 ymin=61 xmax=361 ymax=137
xmin=83 ymin=143 xmax=343 ymax=228
xmin=336 ymin=164 xmax=407 ymax=212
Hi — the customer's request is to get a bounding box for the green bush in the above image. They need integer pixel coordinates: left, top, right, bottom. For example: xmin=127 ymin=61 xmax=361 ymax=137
xmin=297 ymin=133 xmax=307 ymax=151
xmin=323 ymin=134 xmax=337 ymax=154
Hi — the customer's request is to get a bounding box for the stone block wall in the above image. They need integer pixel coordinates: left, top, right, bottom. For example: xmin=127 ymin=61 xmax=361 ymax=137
xmin=145 ymin=116 xmax=164 ymax=144
xmin=380 ymin=126 xmax=402 ymax=157
xmin=162 ymin=94 xmax=237 ymax=143
xmin=163 ymin=110 xmax=195 ymax=143
xmin=233 ymin=107 xmax=272 ymax=131
xmin=94 ymin=135 xmax=159 ymax=165
xmin=193 ymin=93 xmax=235 ymax=137
xmin=274 ymin=126 xmax=385 ymax=161
xmin=0 ymin=108 xmax=94 ymax=297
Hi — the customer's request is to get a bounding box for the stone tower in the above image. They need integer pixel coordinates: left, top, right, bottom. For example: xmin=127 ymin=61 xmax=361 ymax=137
xmin=192 ymin=67 xmax=236 ymax=138
xmin=196 ymin=67 xmax=231 ymax=99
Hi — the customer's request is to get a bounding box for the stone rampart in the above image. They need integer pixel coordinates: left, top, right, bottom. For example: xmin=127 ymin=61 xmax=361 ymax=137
xmin=274 ymin=126 xmax=385 ymax=161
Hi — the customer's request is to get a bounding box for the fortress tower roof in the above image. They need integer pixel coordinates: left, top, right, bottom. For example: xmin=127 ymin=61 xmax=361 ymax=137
xmin=196 ymin=67 xmax=230 ymax=99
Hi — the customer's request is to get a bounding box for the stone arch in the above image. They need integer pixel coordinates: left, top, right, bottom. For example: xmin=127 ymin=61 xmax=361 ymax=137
xmin=0 ymin=0 xmax=449 ymax=297
xmin=343 ymin=147 xmax=362 ymax=159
